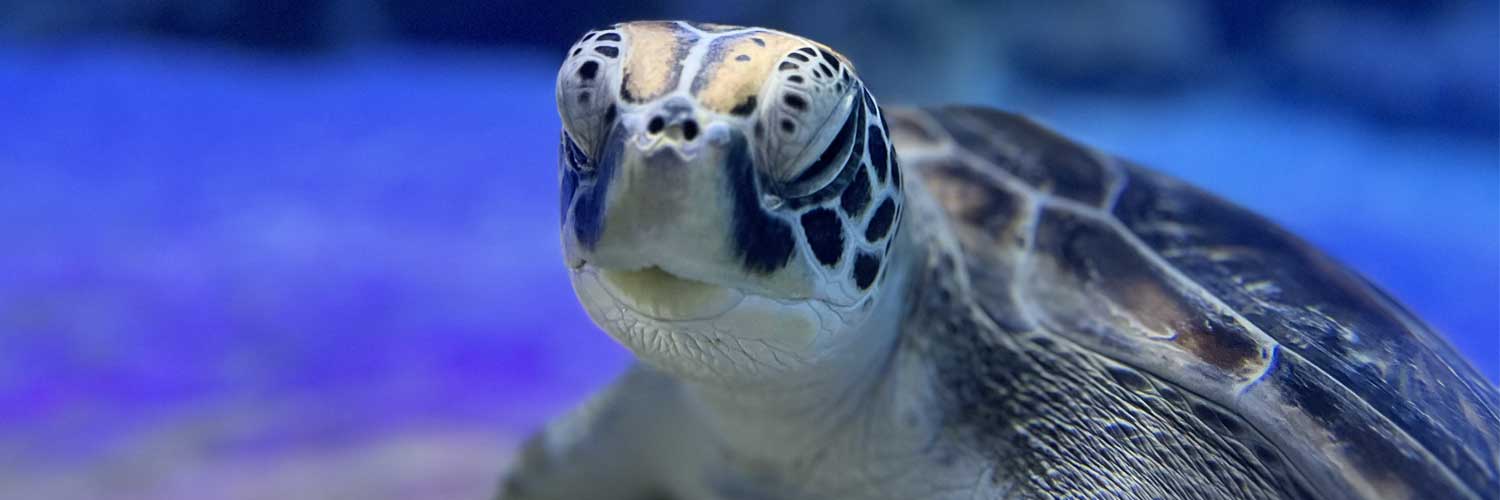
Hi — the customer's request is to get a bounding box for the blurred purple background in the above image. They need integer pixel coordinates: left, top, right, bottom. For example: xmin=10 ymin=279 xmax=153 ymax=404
xmin=0 ymin=1 xmax=1495 ymax=498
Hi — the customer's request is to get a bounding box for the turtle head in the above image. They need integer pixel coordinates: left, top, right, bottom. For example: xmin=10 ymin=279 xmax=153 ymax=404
xmin=555 ymin=21 xmax=906 ymax=381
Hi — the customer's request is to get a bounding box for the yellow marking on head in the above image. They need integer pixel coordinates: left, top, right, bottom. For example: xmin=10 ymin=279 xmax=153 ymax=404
xmin=688 ymin=21 xmax=742 ymax=33
xmin=620 ymin=22 xmax=693 ymax=102
xmin=694 ymin=31 xmax=854 ymax=115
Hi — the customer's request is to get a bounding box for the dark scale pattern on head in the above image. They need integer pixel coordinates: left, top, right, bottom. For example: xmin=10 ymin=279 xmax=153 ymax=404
xmin=891 ymin=153 xmax=902 ymax=189
xmin=800 ymin=208 xmax=845 ymax=267
xmin=594 ymin=46 xmax=618 ymax=58
xmin=735 ymin=54 xmax=750 ymax=62
xmin=779 ymin=61 xmax=798 ymax=71
xmin=729 ymin=95 xmax=757 ymax=116
xmin=840 ymin=165 xmax=871 ymax=216
xmin=865 ymin=198 xmax=895 ymax=242
xmin=784 ymin=93 xmax=807 ymax=111
xmin=868 ymin=124 xmax=889 ymax=184
xmin=818 ymin=48 xmax=840 ymax=71
xmin=619 ymin=80 xmax=635 ymax=102
xmin=853 ymin=251 xmax=880 ymax=289
xmin=788 ymin=75 xmax=804 ymax=84
xmin=725 ymin=136 xmax=795 ymax=273
xmin=595 ymin=32 xmax=620 ymax=42
xmin=788 ymin=52 xmax=810 ymax=62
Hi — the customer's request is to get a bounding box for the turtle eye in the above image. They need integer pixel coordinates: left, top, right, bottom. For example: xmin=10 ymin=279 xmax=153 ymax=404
xmin=758 ymin=46 xmax=861 ymax=197
xmin=557 ymin=28 xmax=625 ymax=157
xmin=780 ymin=101 xmax=861 ymax=197
xmin=561 ymin=131 xmax=592 ymax=172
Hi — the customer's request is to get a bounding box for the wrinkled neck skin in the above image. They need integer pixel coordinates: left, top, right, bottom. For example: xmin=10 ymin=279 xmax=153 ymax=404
xmin=572 ymin=179 xmax=989 ymax=497
xmin=673 ymin=213 xmax=975 ymax=498
xmin=683 ymin=234 xmax=917 ymax=459
xmin=676 ymin=193 xmax=993 ymax=500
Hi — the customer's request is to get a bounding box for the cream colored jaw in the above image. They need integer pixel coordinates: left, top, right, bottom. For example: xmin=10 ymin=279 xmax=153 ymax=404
xmin=596 ymin=266 xmax=745 ymax=321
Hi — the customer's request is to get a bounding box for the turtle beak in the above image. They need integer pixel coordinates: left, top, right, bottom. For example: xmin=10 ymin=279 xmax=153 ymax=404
xmin=560 ymin=109 xmax=738 ymax=282
xmin=558 ymin=114 xmax=815 ymax=301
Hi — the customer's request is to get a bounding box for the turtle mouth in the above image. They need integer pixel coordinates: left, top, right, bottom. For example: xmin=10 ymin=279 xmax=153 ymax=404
xmin=575 ymin=264 xmax=747 ymax=322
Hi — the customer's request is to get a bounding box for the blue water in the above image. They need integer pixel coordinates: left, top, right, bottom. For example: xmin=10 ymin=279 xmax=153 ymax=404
xmin=0 ymin=40 xmax=1493 ymax=498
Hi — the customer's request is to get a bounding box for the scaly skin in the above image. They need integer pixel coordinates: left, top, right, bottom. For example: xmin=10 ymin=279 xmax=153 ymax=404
xmin=502 ymin=21 xmax=1500 ymax=500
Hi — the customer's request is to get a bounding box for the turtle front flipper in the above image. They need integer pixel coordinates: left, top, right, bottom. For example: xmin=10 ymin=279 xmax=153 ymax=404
xmin=498 ymin=366 xmax=696 ymax=500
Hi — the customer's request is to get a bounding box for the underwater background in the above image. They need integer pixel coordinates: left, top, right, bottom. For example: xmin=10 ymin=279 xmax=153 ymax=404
xmin=0 ymin=1 xmax=1495 ymax=498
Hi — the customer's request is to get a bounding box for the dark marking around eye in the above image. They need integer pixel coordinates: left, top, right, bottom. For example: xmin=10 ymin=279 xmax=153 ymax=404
xmin=801 ymin=208 xmax=844 ymax=267
xmin=594 ymin=46 xmax=619 ymax=58
xmin=735 ymin=54 xmax=750 ymax=62
xmin=818 ymin=48 xmax=840 ymax=70
xmin=780 ymin=119 xmax=796 ymax=134
xmin=560 ymin=164 xmax=577 ymax=223
xmin=726 ymin=136 xmax=795 ymax=273
xmin=789 ymin=52 xmax=810 ymax=62
xmin=595 ymin=32 xmax=621 ymax=42
xmin=868 ymin=125 xmax=889 ymax=183
xmin=729 ymin=95 xmax=758 ymax=116
xmin=751 ymin=37 xmax=766 ymax=47
xmin=779 ymin=61 xmax=798 ymax=71
xmin=840 ymin=165 xmax=871 ymax=216
xmin=853 ymin=252 xmax=880 ymax=289
xmin=783 ymin=93 xmax=807 ymax=111
xmin=866 ymin=198 xmax=895 ymax=242
xmin=572 ymin=125 xmax=623 ymax=249
xmin=578 ymin=61 xmax=599 ymax=80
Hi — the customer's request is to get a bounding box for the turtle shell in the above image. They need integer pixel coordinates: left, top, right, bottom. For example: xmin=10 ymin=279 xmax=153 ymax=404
xmin=890 ymin=106 xmax=1500 ymax=499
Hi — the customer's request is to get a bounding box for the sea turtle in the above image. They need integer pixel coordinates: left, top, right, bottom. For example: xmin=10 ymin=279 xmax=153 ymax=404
xmin=500 ymin=21 xmax=1500 ymax=500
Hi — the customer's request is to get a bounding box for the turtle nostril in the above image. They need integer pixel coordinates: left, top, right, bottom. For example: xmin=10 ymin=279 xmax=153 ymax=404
xmin=648 ymin=116 xmax=666 ymax=135
xmin=682 ymin=120 xmax=699 ymax=141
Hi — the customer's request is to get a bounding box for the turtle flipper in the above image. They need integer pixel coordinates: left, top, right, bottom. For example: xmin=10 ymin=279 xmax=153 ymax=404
xmin=497 ymin=366 xmax=694 ymax=500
